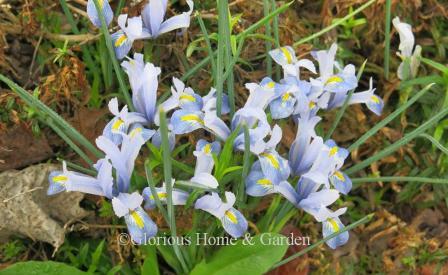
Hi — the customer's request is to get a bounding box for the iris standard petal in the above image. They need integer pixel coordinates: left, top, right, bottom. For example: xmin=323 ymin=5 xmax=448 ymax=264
xmin=145 ymin=0 xmax=167 ymax=35
xmin=298 ymin=189 xmax=340 ymax=217
xmin=86 ymin=0 xmax=113 ymax=28
xmin=194 ymin=192 xmax=223 ymax=218
xmin=392 ymin=17 xmax=415 ymax=58
xmin=204 ymin=111 xmax=231 ymax=140
xmin=295 ymin=177 xmax=320 ymax=202
xmin=157 ymin=0 xmax=194 ymax=35
xmin=275 ymin=181 xmax=299 ymax=205
xmin=190 ymin=172 xmax=219 ymax=189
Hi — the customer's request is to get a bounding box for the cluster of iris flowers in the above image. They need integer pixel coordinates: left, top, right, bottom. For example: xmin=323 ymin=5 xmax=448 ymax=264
xmin=48 ymin=0 xmax=388 ymax=249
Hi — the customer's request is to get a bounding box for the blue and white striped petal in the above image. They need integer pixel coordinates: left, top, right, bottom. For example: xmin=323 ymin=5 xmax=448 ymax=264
xmin=47 ymin=171 xmax=68 ymax=195
xmin=269 ymin=92 xmax=296 ymax=119
xmin=170 ymin=109 xmax=204 ymax=135
xmin=366 ymin=95 xmax=384 ymax=116
xmin=259 ymin=150 xmax=290 ymax=182
xmin=128 ymin=124 xmax=155 ymax=142
xmin=269 ymin=46 xmax=297 ymax=66
xmin=204 ymin=111 xmax=231 ymax=140
xmin=324 ymin=65 xmax=358 ymax=94
xmin=325 ymin=139 xmax=349 ymax=161
xmin=124 ymin=206 xmax=158 ymax=245
xmin=330 ymin=170 xmax=352 ymax=195
xmin=179 ymin=88 xmax=203 ymax=111
xmin=246 ymin=165 xmax=275 ymax=196
xmin=142 ymin=186 xmax=189 ymax=209
xmin=221 ymin=208 xmax=248 ymax=238
xmin=322 ymin=216 xmax=349 ymax=249
xmin=103 ymin=117 xmax=127 ymax=145
xmin=86 ymin=0 xmax=113 ymax=28
xmin=111 ymin=30 xmax=133 ymax=60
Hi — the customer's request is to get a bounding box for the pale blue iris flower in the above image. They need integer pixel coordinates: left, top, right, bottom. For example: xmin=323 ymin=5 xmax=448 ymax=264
xmin=268 ymin=46 xmax=316 ymax=78
xmin=87 ymin=0 xmax=113 ymax=28
xmin=190 ymin=172 xmax=219 ymax=189
xmin=246 ymin=161 xmax=298 ymax=205
xmin=167 ymin=79 xmax=230 ymax=140
xmin=301 ymin=139 xmax=352 ymax=195
xmin=48 ymin=160 xmax=157 ymax=244
xmin=159 ymin=79 xmax=229 ymax=121
xmin=105 ymin=0 xmax=193 ymax=59
xmin=151 ymin=127 xmax=176 ymax=151
xmin=159 ymin=77 xmax=204 ymax=114
xmin=268 ymin=77 xmax=312 ymax=119
xmin=195 ymin=192 xmax=248 ymax=238
xmin=112 ymin=192 xmax=158 ymax=244
xmin=393 ymin=17 xmax=421 ymax=80
xmin=289 ymin=115 xmax=323 ymax=176
xmin=102 ymin=98 xmax=148 ymax=145
xmin=96 ymin=131 xmax=146 ymax=193
xmin=193 ymin=139 xmax=221 ymax=176
xmin=142 ymin=180 xmax=189 ymax=210
xmin=295 ymin=179 xmax=341 ymax=218
xmin=347 ymin=78 xmax=384 ymax=116
xmin=244 ymin=77 xmax=286 ymax=110
xmin=170 ymin=108 xmax=230 ymax=140
xmin=311 ymin=43 xmax=357 ymax=94
xmin=48 ymin=160 xmax=113 ymax=197
xmin=111 ymin=15 xmax=151 ymax=60
xmin=121 ymin=54 xmax=161 ymax=124
xmin=142 ymin=0 xmax=194 ymax=38
xmin=314 ymin=206 xmax=349 ymax=249
xmin=234 ymin=123 xmax=290 ymax=183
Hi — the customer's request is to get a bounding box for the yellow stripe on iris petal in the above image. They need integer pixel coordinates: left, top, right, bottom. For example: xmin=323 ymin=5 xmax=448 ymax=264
xmin=281 ymin=47 xmax=293 ymax=64
xmin=333 ymin=171 xmax=345 ymax=181
xmin=114 ymin=34 xmax=128 ymax=47
xmin=309 ymin=101 xmax=316 ymax=109
xmin=260 ymin=153 xmax=280 ymax=169
xmin=328 ymin=218 xmax=339 ymax=232
xmin=131 ymin=210 xmax=145 ymax=229
xmin=257 ymin=178 xmax=272 ymax=186
xmin=370 ymin=95 xmax=380 ymax=104
xmin=53 ymin=175 xmax=68 ymax=184
xmin=325 ymin=76 xmax=343 ymax=85
xmin=181 ymin=114 xmax=204 ymax=125
xmin=129 ymin=127 xmax=142 ymax=138
xmin=329 ymin=146 xmax=338 ymax=157
xmin=281 ymin=92 xmax=291 ymax=102
xmin=203 ymin=144 xmax=212 ymax=154
xmin=150 ymin=192 xmax=167 ymax=200
xmin=112 ymin=119 xmax=124 ymax=132
xmin=225 ymin=210 xmax=238 ymax=224
xmin=179 ymin=93 xmax=196 ymax=102
xmin=265 ymin=81 xmax=275 ymax=89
